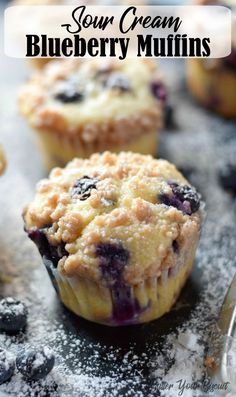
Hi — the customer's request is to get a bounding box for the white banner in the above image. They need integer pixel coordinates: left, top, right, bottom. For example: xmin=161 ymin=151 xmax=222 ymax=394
xmin=4 ymin=5 xmax=232 ymax=59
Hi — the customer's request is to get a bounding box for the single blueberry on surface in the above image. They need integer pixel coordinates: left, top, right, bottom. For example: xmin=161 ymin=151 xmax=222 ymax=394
xmin=151 ymin=81 xmax=167 ymax=103
xmin=16 ymin=347 xmax=55 ymax=381
xmin=104 ymin=73 xmax=130 ymax=92
xmin=71 ymin=176 xmax=98 ymax=200
xmin=159 ymin=183 xmax=200 ymax=215
xmin=96 ymin=242 xmax=129 ymax=286
xmin=0 ymin=348 xmax=15 ymax=384
xmin=218 ymin=160 xmax=236 ymax=193
xmin=0 ymin=297 xmax=28 ymax=334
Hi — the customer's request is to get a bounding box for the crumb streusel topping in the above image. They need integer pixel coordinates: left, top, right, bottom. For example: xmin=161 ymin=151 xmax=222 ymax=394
xmin=24 ymin=152 xmax=202 ymax=285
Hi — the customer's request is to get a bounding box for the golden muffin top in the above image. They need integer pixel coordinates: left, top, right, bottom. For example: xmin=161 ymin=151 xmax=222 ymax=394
xmin=18 ymin=59 xmax=164 ymax=139
xmin=24 ymin=152 xmax=203 ymax=285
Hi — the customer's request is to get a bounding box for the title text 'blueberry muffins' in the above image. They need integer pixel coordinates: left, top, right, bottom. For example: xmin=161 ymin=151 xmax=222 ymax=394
xmin=19 ymin=59 xmax=165 ymax=169
xmin=23 ymin=152 xmax=203 ymax=326
xmin=187 ymin=0 xmax=236 ymax=118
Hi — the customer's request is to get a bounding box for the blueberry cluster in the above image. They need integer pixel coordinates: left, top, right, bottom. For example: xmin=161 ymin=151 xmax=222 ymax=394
xmin=0 ymin=298 xmax=55 ymax=384
xmin=70 ymin=176 xmax=98 ymax=200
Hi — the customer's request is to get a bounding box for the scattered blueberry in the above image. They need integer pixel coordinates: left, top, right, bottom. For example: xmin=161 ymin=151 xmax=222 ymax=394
xmin=150 ymin=81 xmax=167 ymax=104
xmin=218 ymin=160 xmax=236 ymax=193
xmin=0 ymin=298 xmax=28 ymax=334
xmin=0 ymin=348 xmax=15 ymax=384
xmin=177 ymin=165 xmax=194 ymax=181
xmin=159 ymin=183 xmax=200 ymax=215
xmin=96 ymin=242 xmax=129 ymax=286
xmin=16 ymin=347 xmax=55 ymax=381
xmin=104 ymin=73 xmax=130 ymax=92
xmin=70 ymin=176 xmax=98 ymax=200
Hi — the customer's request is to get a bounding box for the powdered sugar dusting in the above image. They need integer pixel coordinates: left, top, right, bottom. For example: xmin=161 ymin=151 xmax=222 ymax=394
xmin=0 ymin=53 xmax=236 ymax=396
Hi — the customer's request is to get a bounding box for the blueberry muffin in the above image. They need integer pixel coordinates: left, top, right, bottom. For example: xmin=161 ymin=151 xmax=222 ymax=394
xmin=18 ymin=59 xmax=165 ymax=169
xmin=23 ymin=152 xmax=203 ymax=326
xmin=187 ymin=0 xmax=236 ymax=118
xmin=0 ymin=146 xmax=6 ymax=175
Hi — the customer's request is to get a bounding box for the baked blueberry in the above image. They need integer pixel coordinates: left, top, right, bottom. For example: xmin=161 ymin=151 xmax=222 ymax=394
xmin=16 ymin=347 xmax=55 ymax=381
xmin=71 ymin=176 xmax=98 ymax=200
xmin=151 ymin=81 xmax=167 ymax=103
xmin=0 ymin=349 xmax=15 ymax=384
xmin=28 ymin=228 xmax=68 ymax=267
xmin=0 ymin=297 xmax=28 ymax=334
xmin=112 ymin=286 xmax=140 ymax=323
xmin=96 ymin=242 xmax=129 ymax=286
xmin=160 ymin=183 xmax=200 ymax=215
xmin=104 ymin=73 xmax=130 ymax=92
xmin=218 ymin=160 xmax=236 ymax=193
xmin=54 ymin=89 xmax=83 ymax=104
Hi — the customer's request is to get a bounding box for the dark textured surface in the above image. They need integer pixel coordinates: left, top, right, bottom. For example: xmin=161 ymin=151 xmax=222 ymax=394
xmin=0 ymin=4 xmax=236 ymax=394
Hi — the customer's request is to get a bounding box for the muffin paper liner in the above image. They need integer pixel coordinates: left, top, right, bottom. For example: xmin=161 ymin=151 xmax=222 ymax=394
xmin=42 ymin=237 xmax=198 ymax=326
xmin=34 ymin=128 xmax=159 ymax=169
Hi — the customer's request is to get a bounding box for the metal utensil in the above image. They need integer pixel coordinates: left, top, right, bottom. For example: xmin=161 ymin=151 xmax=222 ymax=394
xmin=207 ymin=274 xmax=236 ymax=392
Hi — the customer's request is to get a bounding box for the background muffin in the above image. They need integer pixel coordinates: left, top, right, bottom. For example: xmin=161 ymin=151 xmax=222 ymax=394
xmin=187 ymin=0 xmax=236 ymax=118
xmin=24 ymin=152 xmax=203 ymax=326
xmin=18 ymin=59 xmax=166 ymax=169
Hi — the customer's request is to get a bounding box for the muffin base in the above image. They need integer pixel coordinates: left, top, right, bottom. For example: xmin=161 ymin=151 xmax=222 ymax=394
xmin=47 ymin=241 xmax=197 ymax=326
xmin=34 ymin=129 xmax=159 ymax=169
xmin=187 ymin=59 xmax=236 ymax=119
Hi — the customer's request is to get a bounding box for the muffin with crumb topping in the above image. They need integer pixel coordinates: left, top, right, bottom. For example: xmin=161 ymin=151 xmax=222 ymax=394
xmin=0 ymin=146 xmax=6 ymax=175
xmin=23 ymin=152 xmax=203 ymax=326
xmin=187 ymin=0 xmax=236 ymax=118
xmin=18 ymin=59 xmax=165 ymax=169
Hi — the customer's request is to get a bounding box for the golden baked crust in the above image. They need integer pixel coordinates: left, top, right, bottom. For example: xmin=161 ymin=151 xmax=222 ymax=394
xmin=18 ymin=59 xmax=164 ymax=146
xmin=24 ymin=152 xmax=202 ymax=285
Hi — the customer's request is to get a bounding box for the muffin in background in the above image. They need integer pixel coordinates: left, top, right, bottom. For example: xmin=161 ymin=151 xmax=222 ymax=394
xmin=23 ymin=151 xmax=203 ymax=326
xmin=0 ymin=146 xmax=6 ymax=175
xmin=18 ymin=59 xmax=166 ymax=169
xmin=187 ymin=0 xmax=236 ymax=118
